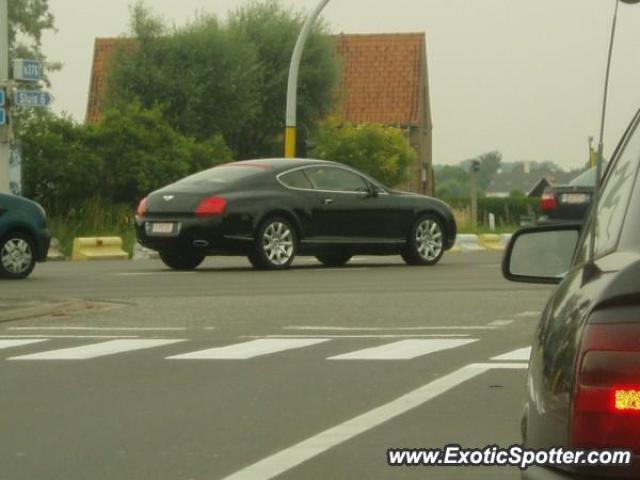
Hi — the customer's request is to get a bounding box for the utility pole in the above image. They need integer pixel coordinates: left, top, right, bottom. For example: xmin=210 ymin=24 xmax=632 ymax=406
xmin=0 ymin=0 xmax=9 ymax=194
xmin=470 ymin=159 xmax=480 ymax=229
xmin=284 ymin=0 xmax=331 ymax=158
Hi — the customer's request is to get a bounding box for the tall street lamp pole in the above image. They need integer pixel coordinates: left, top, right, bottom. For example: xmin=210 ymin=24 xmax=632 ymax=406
xmin=284 ymin=0 xmax=331 ymax=158
xmin=0 ymin=0 xmax=9 ymax=194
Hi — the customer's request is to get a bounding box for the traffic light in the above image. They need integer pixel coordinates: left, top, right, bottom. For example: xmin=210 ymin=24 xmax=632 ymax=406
xmin=471 ymin=159 xmax=481 ymax=173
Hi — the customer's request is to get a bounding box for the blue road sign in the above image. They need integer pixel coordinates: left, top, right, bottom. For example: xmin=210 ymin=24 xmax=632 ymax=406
xmin=13 ymin=59 xmax=43 ymax=82
xmin=15 ymin=90 xmax=54 ymax=108
xmin=0 ymin=89 xmax=5 ymax=107
xmin=0 ymin=108 xmax=6 ymax=125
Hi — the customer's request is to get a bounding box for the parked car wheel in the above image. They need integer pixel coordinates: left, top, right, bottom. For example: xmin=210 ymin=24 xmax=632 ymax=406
xmin=159 ymin=251 xmax=205 ymax=271
xmin=248 ymin=217 xmax=297 ymax=270
xmin=316 ymin=253 xmax=352 ymax=267
xmin=401 ymin=215 xmax=445 ymax=266
xmin=0 ymin=232 xmax=37 ymax=279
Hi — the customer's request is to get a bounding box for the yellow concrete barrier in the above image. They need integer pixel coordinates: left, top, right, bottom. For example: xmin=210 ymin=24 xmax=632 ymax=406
xmin=479 ymin=234 xmax=504 ymax=251
xmin=71 ymin=237 xmax=129 ymax=261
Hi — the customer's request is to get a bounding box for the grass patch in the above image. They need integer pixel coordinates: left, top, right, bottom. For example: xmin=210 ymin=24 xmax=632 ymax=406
xmin=47 ymin=199 xmax=136 ymax=257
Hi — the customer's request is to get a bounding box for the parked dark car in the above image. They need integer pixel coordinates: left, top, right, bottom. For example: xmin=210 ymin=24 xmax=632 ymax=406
xmin=537 ymin=168 xmax=596 ymax=226
xmin=503 ymin=108 xmax=640 ymax=479
xmin=135 ymin=158 xmax=457 ymax=271
xmin=0 ymin=193 xmax=51 ymax=279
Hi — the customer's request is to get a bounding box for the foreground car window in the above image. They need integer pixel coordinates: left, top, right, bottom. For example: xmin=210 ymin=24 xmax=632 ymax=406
xmin=594 ymin=121 xmax=640 ymax=256
xmin=306 ymin=167 xmax=369 ymax=193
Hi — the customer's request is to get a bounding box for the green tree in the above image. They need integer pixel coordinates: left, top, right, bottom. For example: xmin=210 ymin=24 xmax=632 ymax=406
xmin=20 ymin=111 xmax=99 ymax=209
xmin=87 ymin=102 xmax=233 ymax=203
xmin=313 ymin=121 xmax=415 ymax=187
xmin=9 ymin=0 xmax=60 ymax=79
xmin=108 ymin=0 xmax=339 ymax=159
xmin=227 ymin=0 xmax=338 ymax=157
xmin=434 ymin=165 xmax=469 ymax=198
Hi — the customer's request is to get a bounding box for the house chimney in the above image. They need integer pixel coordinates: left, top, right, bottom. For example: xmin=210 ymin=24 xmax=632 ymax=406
xmin=524 ymin=162 xmax=530 ymax=175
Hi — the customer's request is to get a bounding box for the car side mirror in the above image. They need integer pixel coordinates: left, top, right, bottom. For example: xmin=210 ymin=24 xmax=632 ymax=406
xmin=502 ymin=224 xmax=582 ymax=284
xmin=366 ymin=183 xmax=379 ymax=198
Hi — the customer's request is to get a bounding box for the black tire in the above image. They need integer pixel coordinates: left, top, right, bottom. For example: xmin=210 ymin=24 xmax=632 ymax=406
xmin=0 ymin=232 xmax=37 ymax=280
xmin=401 ymin=214 xmax=446 ymax=266
xmin=316 ymin=253 xmax=352 ymax=267
xmin=159 ymin=251 xmax=205 ymax=271
xmin=248 ymin=216 xmax=297 ymax=270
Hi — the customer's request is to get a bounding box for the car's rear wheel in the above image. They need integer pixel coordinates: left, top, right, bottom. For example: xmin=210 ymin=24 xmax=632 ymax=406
xmin=159 ymin=251 xmax=205 ymax=271
xmin=401 ymin=215 xmax=445 ymax=266
xmin=249 ymin=217 xmax=297 ymax=270
xmin=316 ymin=253 xmax=352 ymax=267
xmin=0 ymin=232 xmax=36 ymax=280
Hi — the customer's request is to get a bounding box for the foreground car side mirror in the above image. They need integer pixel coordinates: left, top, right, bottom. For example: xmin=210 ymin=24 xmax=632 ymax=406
xmin=502 ymin=224 xmax=582 ymax=284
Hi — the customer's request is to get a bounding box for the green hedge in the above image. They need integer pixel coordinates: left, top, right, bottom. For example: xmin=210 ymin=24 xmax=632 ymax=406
xmin=444 ymin=197 xmax=540 ymax=226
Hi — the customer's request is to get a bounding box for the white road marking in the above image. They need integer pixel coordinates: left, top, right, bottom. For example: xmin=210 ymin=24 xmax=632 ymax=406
xmin=487 ymin=320 xmax=513 ymax=327
xmin=9 ymin=326 xmax=190 ymax=332
xmin=167 ymin=338 xmax=330 ymax=360
xmin=0 ymin=335 xmax=139 ymax=339
xmin=285 ymin=325 xmax=498 ymax=331
xmin=9 ymin=339 xmax=184 ymax=360
xmin=221 ymin=363 xmax=512 ymax=480
xmin=516 ymin=311 xmax=541 ymax=318
xmin=252 ymin=334 xmax=472 ymax=339
xmin=112 ymin=272 xmax=197 ymax=277
xmin=328 ymin=339 xmax=477 ymax=360
xmin=0 ymin=339 xmax=48 ymax=350
xmin=492 ymin=347 xmax=532 ymax=362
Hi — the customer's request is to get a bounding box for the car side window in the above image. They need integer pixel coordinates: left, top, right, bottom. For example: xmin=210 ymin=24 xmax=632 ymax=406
xmin=279 ymin=170 xmax=314 ymax=190
xmin=574 ymin=118 xmax=640 ymax=264
xmin=305 ymin=167 xmax=369 ymax=193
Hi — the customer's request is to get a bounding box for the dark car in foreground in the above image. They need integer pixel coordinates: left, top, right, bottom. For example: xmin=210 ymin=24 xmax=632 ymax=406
xmin=0 ymin=193 xmax=51 ymax=279
xmin=135 ymin=158 xmax=457 ymax=270
xmin=503 ymin=108 xmax=640 ymax=479
xmin=537 ymin=168 xmax=596 ymax=226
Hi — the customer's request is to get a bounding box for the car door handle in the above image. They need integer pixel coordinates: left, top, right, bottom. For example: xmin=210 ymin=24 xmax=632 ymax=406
xmin=322 ymin=198 xmax=334 ymax=205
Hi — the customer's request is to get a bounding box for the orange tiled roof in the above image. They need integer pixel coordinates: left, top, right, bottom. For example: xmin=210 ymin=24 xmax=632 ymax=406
xmin=336 ymin=33 xmax=425 ymax=126
xmin=86 ymin=33 xmax=427 ymax=126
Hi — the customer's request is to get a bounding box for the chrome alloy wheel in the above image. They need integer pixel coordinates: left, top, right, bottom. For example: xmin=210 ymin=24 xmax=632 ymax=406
xmin=262 ymin=222 xmax=294 ymax=266
xmin=416 ymin=219 xmax=443 ymax=261
xmin=1 ymin=238 xmax=33 ymax=275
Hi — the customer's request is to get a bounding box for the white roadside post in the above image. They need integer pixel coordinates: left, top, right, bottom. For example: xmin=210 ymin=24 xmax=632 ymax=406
xmin=284 ymin=0 xmax=331 ymax=158
xmin=0 ymin=0 xmax=9 ymax=194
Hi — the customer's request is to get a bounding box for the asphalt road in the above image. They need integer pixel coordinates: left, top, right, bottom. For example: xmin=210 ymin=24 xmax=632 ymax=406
xmin=0 ymin=252 xmax=552 ymax=480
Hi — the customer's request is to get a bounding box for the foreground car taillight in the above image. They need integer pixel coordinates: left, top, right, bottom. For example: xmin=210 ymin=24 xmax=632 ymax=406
xmin=571 ymin=323 xmax=640 ymax=453
xmin=136 ymin=197 xmax=149 ymax=217
xmin=195 ymin=197 xmax=227 ymax=217
xmin=541 ymin=192 xmax=558 ymax=211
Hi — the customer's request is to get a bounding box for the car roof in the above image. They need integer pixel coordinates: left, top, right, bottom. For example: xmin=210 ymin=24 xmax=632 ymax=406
xmin=233 ymin=158 xmax=340 ymax=173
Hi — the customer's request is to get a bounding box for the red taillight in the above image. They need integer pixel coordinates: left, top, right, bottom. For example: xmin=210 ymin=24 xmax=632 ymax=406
xmin=195 ymin=197 xmax=227 ymax=217
xmin=136 ymin=197 xmax=149 ymax=217
xmin=571 ymin=323 xmax=640 ymax=453
xmin=541 ymin=192 xmax=558 ymax=211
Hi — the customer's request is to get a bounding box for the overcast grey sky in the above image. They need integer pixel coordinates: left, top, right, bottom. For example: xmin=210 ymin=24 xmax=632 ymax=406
xmin=42 ymin=0 xmax=640 ymax=169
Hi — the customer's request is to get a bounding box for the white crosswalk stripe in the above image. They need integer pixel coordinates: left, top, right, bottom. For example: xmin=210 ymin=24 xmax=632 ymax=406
xmin=328 ymin=339 xmax=478 ymax=360
xmin=491 ymin=347 xmax=532 ymax=362
xmin=9 ymin=339 xmax=185 ymax=360
xmin=167 ymin=338 xmax=330 ymax=360
xmin=0 ymin=339 xmax=48 ymax=350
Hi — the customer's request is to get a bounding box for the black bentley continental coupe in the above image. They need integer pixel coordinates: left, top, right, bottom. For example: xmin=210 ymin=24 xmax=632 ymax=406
xmin=135 ymin=159 xmax=457 ymax=271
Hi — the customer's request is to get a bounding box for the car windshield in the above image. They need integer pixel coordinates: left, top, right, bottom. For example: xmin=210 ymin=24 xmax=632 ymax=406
xmin=569 ymin=168 xmax=597 ymax=187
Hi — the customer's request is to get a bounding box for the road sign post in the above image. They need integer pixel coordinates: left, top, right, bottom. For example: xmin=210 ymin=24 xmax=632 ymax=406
xmin=0 ymin=0 xmax=9 ymax=194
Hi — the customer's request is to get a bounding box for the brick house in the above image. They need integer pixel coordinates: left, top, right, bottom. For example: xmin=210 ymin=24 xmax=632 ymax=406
xmin=86 ymin=33 xmax=434 ymax=194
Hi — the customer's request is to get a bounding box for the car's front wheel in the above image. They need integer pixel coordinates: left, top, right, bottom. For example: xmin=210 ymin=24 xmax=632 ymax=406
xmin=316 ymin=253 xmax=352 ymax=267
xmin=159 ymin=251 xmax=205 ymax=271
xmin=401 ymin=215 xmax=445 ymax=266
xmin=0 ymin=232 xmax=36 ymax=279
xmin=249 ymin=217 xmax=297 ymax=270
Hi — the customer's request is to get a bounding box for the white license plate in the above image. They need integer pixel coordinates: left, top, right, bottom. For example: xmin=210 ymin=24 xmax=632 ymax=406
xmin=562 ymin=193 xmax=589 ymax=204
xmin=150 ymin=223 xmax=176 ymax=234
